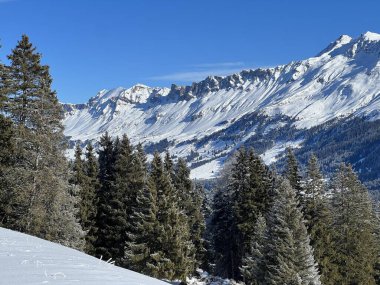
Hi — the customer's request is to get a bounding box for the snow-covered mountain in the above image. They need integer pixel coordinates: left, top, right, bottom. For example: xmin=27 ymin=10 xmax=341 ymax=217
xmin=0 ymin=227 xmax=168 ymax=285
xmin=63 ymin=32 xmax=380 ymax=180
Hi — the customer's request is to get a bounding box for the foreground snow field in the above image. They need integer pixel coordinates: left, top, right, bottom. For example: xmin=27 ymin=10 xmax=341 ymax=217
xmin=0 ymin=227 xmax=168 ymax=285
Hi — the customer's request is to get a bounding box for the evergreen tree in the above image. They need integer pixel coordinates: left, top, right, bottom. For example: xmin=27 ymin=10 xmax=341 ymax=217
xmin=82 ymin=142 xmax=99 ymax=254
xmin=264 ymin=179 xmax=320 ymax=285
xmin=304 ymin=155 xmax=336 ymax=285
xmin=211 ymin=178 xmax=236 ymax=278
xmin=174 ymin=158 xmax=206 ymax=270
xmin=110 ymin=134 xmax=134 ymax=264
xmin=330 ymin=164 xmax=377 ymax=284
xmin=146 ymin=152 xmax=193 ymax=280
xmin=240 ymin=214 xmax=267 ymax=285
xmin=1 ymin=35 xmax=83 ymax=248
xmin=94 ymin=132 xmax=118 ymax=261
xmin=285 ymin=147 xmax=303 ymax=204
xmin=0 ymin=55 xmax=14 ymax=226
xmin=124 ymin=147 xmax=157 ymax=273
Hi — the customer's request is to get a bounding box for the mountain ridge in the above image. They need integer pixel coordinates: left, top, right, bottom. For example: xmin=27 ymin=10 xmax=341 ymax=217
xmin=63 ymin=31 xmax=380 ymax=181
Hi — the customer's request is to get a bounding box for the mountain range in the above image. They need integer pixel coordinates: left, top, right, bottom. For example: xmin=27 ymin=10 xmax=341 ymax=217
xmin=63 ymin=31 xmax=380 ymax=190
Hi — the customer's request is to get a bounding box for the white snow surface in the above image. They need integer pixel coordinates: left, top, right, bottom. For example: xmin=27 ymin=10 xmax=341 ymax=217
xmin=63 ymin=32 xmax=380 ymax=178
xmin=0 ymin=227 xmax=168 ymax=285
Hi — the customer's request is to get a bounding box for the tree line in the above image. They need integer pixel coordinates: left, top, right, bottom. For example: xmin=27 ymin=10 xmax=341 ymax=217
xmin=72 ymin=135 xmax=206 ymax=280
xmin=210 ymin=148 xmax=380 ymax=284
xmin=1 ymin=35 xmax=379 ymax=284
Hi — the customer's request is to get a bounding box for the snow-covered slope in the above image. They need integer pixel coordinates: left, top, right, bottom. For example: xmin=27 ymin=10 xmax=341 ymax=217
xmin=63 ymin=32 xmax=380 ymax=178
xmin=0 ymin=227 xmax=168 ymax=285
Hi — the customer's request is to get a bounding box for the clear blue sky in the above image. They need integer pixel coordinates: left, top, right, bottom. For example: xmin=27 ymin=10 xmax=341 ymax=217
xmin=1 ymin=0 xmax=379 ymax=103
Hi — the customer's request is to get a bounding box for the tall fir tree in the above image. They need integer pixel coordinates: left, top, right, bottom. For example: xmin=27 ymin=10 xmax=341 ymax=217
xmin=213 ymin=148 xmax=273 ymax=280
xmin=174 ymin=158 xmax=206 ymax=270
xmin=146 ymin=152 xmax=193 ymax=281
xmin=285 ymin=147 xmax=303 ymax=205
xmin=94 ymin=132 xmax=118 ymax=261
xmin=110 ymin=134 xmax=134 ymax=264
xmin=0 ymin=54 xmax=14 ymax=226
xmin=304 ymin=155 xmax=337 ymax=285
xmin=264 ymin=179 xmax=321 ymax=285
xmin=330 ymin=164 xmax=377 ymax=284
xmin=1 ymin=35 xmax=83 ymax=248
xmin=240 ymin=214 xmax=267 ymax=285
xmin=124 ymin=146 xmax=158 ymax=273
xmin=82 ymin=142 xmax=99 ymax=254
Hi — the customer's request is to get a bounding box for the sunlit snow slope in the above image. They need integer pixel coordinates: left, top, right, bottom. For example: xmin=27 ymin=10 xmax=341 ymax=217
xmin=63 ymin=32 xmax=380 ymax=178
xmin=0 ymin=227 xmax=168 ymax=285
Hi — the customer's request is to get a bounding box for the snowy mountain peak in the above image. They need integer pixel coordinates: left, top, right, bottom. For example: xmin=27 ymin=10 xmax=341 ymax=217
xmin=63 ymin=31 xmax=380 ymax=179
xmin=361 ymin=31 xmax=380 ymax=41
xmin=317 ymin=34 xmax=352 ymax=56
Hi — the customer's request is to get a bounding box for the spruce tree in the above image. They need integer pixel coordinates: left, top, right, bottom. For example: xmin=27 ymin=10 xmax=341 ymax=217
xmin=0 ymin=56 xmax=14 ymax=226
xmin=304 ymin=155 xmax=336 ymax=285
xmin=211 ymin=179 xmax=236 ymax=278
xmin=330 ymin=164 xmax=377 ymax=284
xmin=2 ymin=35 xmax=83 ymax=248
xmin=240 ymin=214 xmax=267 ymax=285
xmin=264 ymin=179 xmax=321 ymax=285
xmin=110 ymin=134 xmax=134 ymax=264
xmin=174 ymin=158 xmax=206 ymax=270
xmin=94 ymin=132 xmax=118 ymax=261
xmin=285 ymin=147 xmax=303 ymax=204
xmin=124 ymin=147 xmax=158 ymax=272
xmin=82 ymin=142 xmax=99 ymax=254
xmin=146 ymin=152 xmax=193 ymax=280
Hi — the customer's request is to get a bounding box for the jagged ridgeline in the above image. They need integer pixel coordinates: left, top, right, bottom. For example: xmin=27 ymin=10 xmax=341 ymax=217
xmin=63 ymin=32 xmax=380 ymax=190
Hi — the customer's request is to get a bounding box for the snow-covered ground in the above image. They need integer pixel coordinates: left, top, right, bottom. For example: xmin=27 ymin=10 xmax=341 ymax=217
xmin=0 ymin=227 xmax=168 ymax=285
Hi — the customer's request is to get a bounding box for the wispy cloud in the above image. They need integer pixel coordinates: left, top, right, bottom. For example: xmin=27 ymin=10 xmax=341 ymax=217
xmin=150 ymin=61 xmax=248 ymax=83
xmin=149 ymin=68 xmax=245 ymax=82
xmin=190 ymin=61 xmax=245 ymax=68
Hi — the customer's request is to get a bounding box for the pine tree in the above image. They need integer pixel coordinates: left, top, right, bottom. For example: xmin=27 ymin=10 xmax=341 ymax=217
xmin=330 ymin=164 xmax=377 ymax=284
xmin=1 ymin=35 xmax=84 ymax=248
xmin=264 ymin=179 xmax=321 ymax=285
xmin=285 ymin=147 xmax=303 ymax=204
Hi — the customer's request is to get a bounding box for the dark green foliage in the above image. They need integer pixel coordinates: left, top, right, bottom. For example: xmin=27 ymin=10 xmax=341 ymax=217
xmin=94 ymin=132 xmax=118 ymax=261
xmin=264 ymin=179 xmax=320 ymax=285
xmin=330 ymin=164 xmax=377 ymax=284
xmin=174 ymin=158 xmax=206 ymax=270
xmin=240 ymin=214 xmax=266 ymax=285
xmin=0 ymin=35 xmax=83 ymax=248
xmin=146 ymin=152 xmax=193 ymax=280
xmin=210 ymin=185 xmax=236 ymax=278
xmin=0 ymin=58 xmax=14 ymax=226
xmin=124 ymin=146 xmax=157 ymax=272
xmin=285 ymin=147 xmax=303 ymax=203
xmin=304 ymin=155 xmax=336 ymax=285
xmin=211 ymin=148 xmax=273 ymax=280
xmin=82 ymin=142 xmax=99 ymax=254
